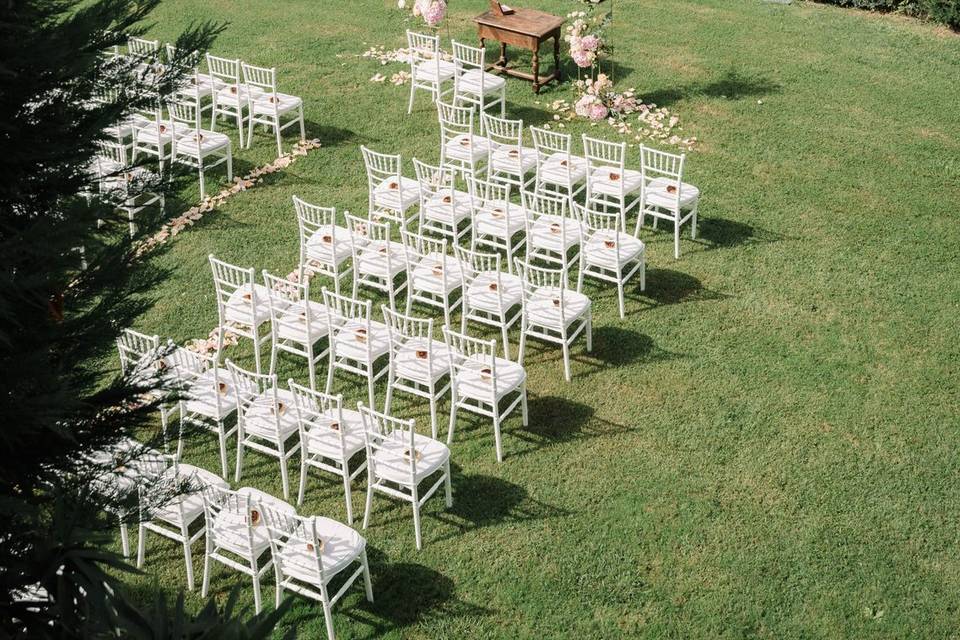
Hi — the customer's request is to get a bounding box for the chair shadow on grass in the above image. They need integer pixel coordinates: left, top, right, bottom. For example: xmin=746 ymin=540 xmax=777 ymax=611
xmin=642 ymin=69 xmax=781 ymax=107
xmin=688 ymin=216 xmax=789 ymax=252
xmin=509 ymin=393 xmax=637 ymax=459
xmin=629 ymin=267 xmax=729 ymax=308
xmin=321 ymin=549 xmax=494 ymax=639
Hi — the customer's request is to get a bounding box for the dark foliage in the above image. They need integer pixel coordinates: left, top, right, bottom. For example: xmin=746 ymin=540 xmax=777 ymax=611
xmin=0 ymin=0 xmax=289 ymax=636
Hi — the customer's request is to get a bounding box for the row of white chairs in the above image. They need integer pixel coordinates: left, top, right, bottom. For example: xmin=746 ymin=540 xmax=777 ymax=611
xmin=367 ymin=110 xmax=701 ymax=259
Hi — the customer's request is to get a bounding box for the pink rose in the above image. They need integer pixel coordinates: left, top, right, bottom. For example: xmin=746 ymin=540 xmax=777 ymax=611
xmin=423 ymin=0 xmax=446 ymax=27
xmin=589 ymin=102 xmax=609 ymax=121
xmin=580 ymin=35 xmax=600 ymax=52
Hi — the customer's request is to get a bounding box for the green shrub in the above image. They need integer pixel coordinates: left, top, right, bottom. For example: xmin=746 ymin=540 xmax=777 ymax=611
xmin=922 ymin=0 xmax=960 ymax=27
xmin=813 ymin=0 xmax=960 ymax=29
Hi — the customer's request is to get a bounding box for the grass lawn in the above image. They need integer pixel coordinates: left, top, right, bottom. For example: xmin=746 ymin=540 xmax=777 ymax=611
xmin=121 ymin=0 xmax=960 ymax=637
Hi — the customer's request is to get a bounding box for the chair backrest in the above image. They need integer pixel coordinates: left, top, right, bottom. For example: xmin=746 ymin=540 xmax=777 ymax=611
xmin=360 ymin=146 xmax=403 ymax=199
xmin=97 ymin=139 xmax=128 ymax=169
xmin=172 ymin=346 xmax=232 ymax=419
xmin=407 ymin=30 xmax=442 ymax=79
xmin=287 ymin=380 xmax=348 ymax=463
xmin=358 ymin=402 xmax=418 ymax=483
xmin=442 ymin=325 xmax=501 ymax=401
xmin=241 ymin=62 xmax=279 ymax=108
xmin=293 ymin=196 xmax=342 ymax=265
xmin=437 ymin=100 xmax=475 ymax=147
xmin=344 ymin=213 xmax=394 ymax=275
xmin=451 ymin=40 xmax=484 ymax=78
xmin=208 ymin=254 xmax=256 ymax=319
xmin=466 ymin=174 xmax=516 ymax=230
xmin=201 ymin=484 xmax=259 ymax=557
xmin=381 ymin=305 xmax=440 ymax=381
xmin=531 ymin=126 xmax=576 ymax=183
xmin=514 ymin=258 xmax=572 ymax=325
xmin=482 ymin=113 xmax=524 ymax=157
xmin=262 ymin=270 xmax=316 ymax=343
xmin=262 ymin=509 xmax=327 ymax=584
xmin=167 ymin=100 xmax=202 ymax=135
xmin=205 ymin=54 xmax=241 ymax=86
xmin=573 ymin=201 xmax=629 ymax=259
xmin=227 ymin=359 xmax=286 ymax=440
xmin=321 ymin=288 xmax=374 ymax=359
xmin=453 ymin=245 xmax=509 ymax=310
xmin=116 ymin=328 xmax=160 ymax=373
xmin=640 ymin=145 xmax=686 ymax=202
xmin=128 ymin=36 xmax=159 ymax=57
xmin=521 ymin=189 xmax=576 ymax=248
xmin=582 ymin=135 xmax=626 ymax=171
xmin=400 ymin=227 xmax=446 ymax=269
xmin=412 ymin=157 xmax=457 ymax=216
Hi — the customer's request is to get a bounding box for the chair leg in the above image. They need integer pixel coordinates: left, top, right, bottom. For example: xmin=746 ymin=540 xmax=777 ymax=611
xmin=640 ymin=258 xmax=646 ymax=291
xmin=136 ymin=523 xmax=146 ymax=568
xmin=411 ymin=485 xmax=423 ymax=551
xmin=274 ymin=119 xmax=283 ymax=158
xmin=384 ymin=364 xmax=395 ymax=416
xmin=198 ymin=162 xmax=206 ymax=201
xmin=443 ymin=460 xmax=453 ymax=507
xmin=617 ymin=279 xmax=626 ymax=319
xmin=201 ymin=533 xmax=211 ymax=597
xmin=325 ymin=350 xmax=336 ymax=395
xmin=407 ymin=81 xmax=417 ymax=114
xmin=182 ymin=523 xmax=194 ymax=591
xmin=226 ymin=146 xmax=233 ymax=182
xmin=492 ymin=407 xmax=503 ymax=463
xmin=586 ymin=310 xmax=593 ymax=351
xmin=234 ymin=433 xmax=244 ymax=483
xmin=429 ymin=395 xmax=438 ymax=440
xmin=252 ymin=326 xmax=263 ymax=374
xmin=278 ymin=440 xmax=290 ymax=501
xmin=447 ymin=392 xmax=458 ymax=445
xmin=520 ymin=380 xmax=529 ymax=426
xmin=298 ymin=107 xmax=305 ymax=142
xmin=362 ymin=474 xmax=374 ymax=529
xmin=298 ymin=457 xmax=308 ymax=506
xmin=517 ymin=324 xmax=527 ymax=366
xmin=268 ymin=335 xmax=278 ymax=377
xmin=251 ymin=555 xmax=262 ymax=614
xmin=501 ymin=319 xmax=511 ymax=362
xmin=366 ymin=365 xmax=376 ymax=411
xmin=342 ymin=460 xmax=354 ymax=525
xmin=691 ymin=202 xmax=699 ymax=239
xmin=321 ymin=584 xmax=336 ymax=640
xmin=217 ymin=424 xmax=229 ymax=478
xmin=307 ymin=345 xmax=317 ymax=391
xmin=119 ymin=522 xmax=130 ymax=558
xmin=361 ymin=548 xmax=374 ymax=602
xmin=562 ymin=340 xmax=571 ymax=382
xmin=674 ymin=217 xmax=681 ymax=259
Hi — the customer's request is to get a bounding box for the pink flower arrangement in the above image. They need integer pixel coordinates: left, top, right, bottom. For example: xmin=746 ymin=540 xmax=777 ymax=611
xmin=564 ymin=10 xmax=607 ymax=69
xmin=413 ymin=0 xmax=446 ymax=27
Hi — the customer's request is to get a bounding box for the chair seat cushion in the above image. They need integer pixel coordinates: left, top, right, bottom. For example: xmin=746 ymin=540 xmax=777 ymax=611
xmin=174 ymin=129 xmax=231 ymax=154
xmin=589 ymin=167 xmax=643 ymax=195
xmin=277 ymin=516 xmax=365 ymax=584
xmin=466 ymin=271 xmax=523 ymax=314
xmin=276 ymin=300 xmax=330 ymax=344
xmin=252 ymin=92 xmax=303 ymax=115
xmin=529 ymin=215 xmax=582 ymax=252
xmin=423 ymin=189 xmax=472 ymax=225
xmin=373 ymin=176 xmax=419 ymax=213
xmin=474 ymin=200 xmax=525 ymax=238
xmin=583 ymin=230 xmax=645 ymax=268
xmin=409 ymin=252 xmax=462 ymax=295
xmin=306 ymin=225 xmax=354 ymax=266
xmin=240 ymin=389 xmax=299 ymax=442
xmin=225 ymin=283 xmax=275 ymax=327
xmin=357 ymin=240 xmax=406 ymax=278
xmin=491 ymin=146 xmax=538 ymax=174
xmin=212 ymin=487 xmax=295 ymax=556
xmin=304 ymin=408 xmax=366 ymax=460
xmin=185 ymin=368 xmax=250 ymax=420
xmin=394 ymin=337 xmax=450 ymax=383
xmin=539 ymin=152 xmax=587 ymax=185
xmin=645 ymin=177 xmax=700 ymax=209
xmin=154 ymin=465 xmax=228 ymax=526
xmin=454 ymin=353 xmax=526 ymax=401
xmin=332 ymin=319 xmax=390 ymax=363
xmin=444 ymin=135 xmax=490 ymax=164
xmin=527 ymin=287 xmax=591 ymax=329
xmin=135 ymin=120 xmax=177 ymax=144
xmin=414 ymin=59 xmax=457 ymax=82
xmin=458 ymin=69 xmax=506 ymax=94
xmin=216 ymin=84 xmax=263 ymax=107
xmin=372 ymin=432 xmax=450 ymax=486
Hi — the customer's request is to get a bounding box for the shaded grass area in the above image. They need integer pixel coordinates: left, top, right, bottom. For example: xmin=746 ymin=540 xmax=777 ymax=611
xmin=117 ymin=0 xmax=960 ymax=637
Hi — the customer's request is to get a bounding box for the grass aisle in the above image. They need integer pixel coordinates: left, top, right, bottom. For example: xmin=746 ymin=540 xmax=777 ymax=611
xmin=126 ymin=0 xmax=960 ymax=637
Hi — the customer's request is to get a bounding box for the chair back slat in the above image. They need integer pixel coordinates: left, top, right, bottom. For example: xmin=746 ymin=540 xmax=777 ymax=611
xmin=288 ymin=380 xmax=349 ymax=466
xmin=205 ymin=54 xmax=241 ymax=85
xmin=358 ymin=403 xmax=418 ymax=481
xmin=442 ymin=326 xmax=500 ymax=401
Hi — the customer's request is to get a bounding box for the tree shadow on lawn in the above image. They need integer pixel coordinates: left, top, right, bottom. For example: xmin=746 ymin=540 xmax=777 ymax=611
xmin=643 ymin=69 xmax=781 ymax=107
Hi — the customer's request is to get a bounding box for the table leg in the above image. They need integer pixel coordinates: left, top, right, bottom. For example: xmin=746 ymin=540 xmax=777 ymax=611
xmin=554 ymin=34 xmax=561 ymax=82
xmin=498 ymin=42 xmax=507 ymax=69
xmin=532 ymin=47 xmax=540 ymax=94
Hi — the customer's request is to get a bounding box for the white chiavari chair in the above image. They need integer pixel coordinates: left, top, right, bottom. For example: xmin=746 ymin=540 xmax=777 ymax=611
xmin=344 ymin=213 xmax=407 ymax=311
xmin=294 ymin=197 xmax=354 ymax=296
xmin=322 ymin=288 xmax=391 ymax=410
xmin=451 ymin=40 xmax=506 ymax=117
xmin=400 ymin=228 xmax=463 ymax=329
xmin=522 ymin=189 xmax=582 ymax=271
xmin=412 ymin=158 xmax=471 ymax=244
xmin=201 ymin=485 xmax=296 ymax=613
xmin=116 ymin=329 xmax=180 ymax=449
xmin=128 ymin=36 xmax=160 ymax=58
xmin=228 ymin=360 xmax=301 ymax=500
xmin=531 ymin=126 xmax=587 ymax=203
xmin=97 ymin=139 xmax=164 ymax=237
xmin=381 ymin=306 xmax=450 ymax=439
xmin=583 ymin=135 xmax=643 ymax=229
xmin=361 ymin=146 xmax=420 ymax=226
xmin=515 ymin=258 xmax=592 ymax=382
xmin=241 ymin=62 xmax=305 ymax=157
xmin=454 ymin=245 xmax=523 ymax=360
xmin=165 ymin=43 xmax=222 ymax=108
xmin=168 ymin=99 xmax=232 ymax=199
xmin=406 ymin=30 xmax=456 ymax=114
xmin=206 ymin=54 xmax=257 ymax=148
xmin=262 ymin=270 xmax=329 ymax=391
xmin=443 ymin=327 xmax=527 ymax=462
xmin=466 ymin=174 xmax=526 ymax=274
xmin=288 ymin=381 xmax=367 ymax=521
xmin=136 ymin=459 xmax=228 ymax=590
xmin=208 ymin=255 xmax=274 ymax=374
xmin=482 ymin=113 xmax=537 ymax=190
xmin=131 ymin=104 xmax=176 ymax=176
xmin=263 ymin=507 xmax=373 ymax=640
xmin=359 ymin=404 xmax=452 ymax=551
xmin=437 ymin=100 xmax=490 ymax=177
xmin=637 ymin=145 xmax=701 ymax=259
xmin=176 ymin=347 xmax=246 ymax=478
xmin=574 ymin=202 xmax=646 ymax=319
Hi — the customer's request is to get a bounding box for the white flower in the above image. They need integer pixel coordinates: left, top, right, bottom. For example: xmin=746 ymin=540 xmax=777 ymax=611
xmin=398 ymin=0 xmax=406 ymax=7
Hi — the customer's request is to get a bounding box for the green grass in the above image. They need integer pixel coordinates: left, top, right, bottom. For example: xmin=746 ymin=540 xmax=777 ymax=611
xmin=122 ymin=0 xmax=960 ymax=637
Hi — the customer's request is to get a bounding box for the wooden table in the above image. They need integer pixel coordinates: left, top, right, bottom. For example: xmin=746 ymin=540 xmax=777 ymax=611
xmin=474 ymin=8 xmax=565 ymax=94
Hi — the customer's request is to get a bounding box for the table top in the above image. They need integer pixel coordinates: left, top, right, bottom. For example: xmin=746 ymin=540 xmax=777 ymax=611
xmin=474 ymin=8 xmax=565 ymax=38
